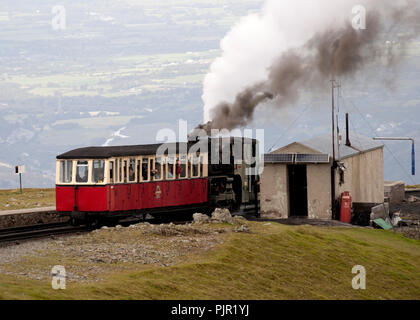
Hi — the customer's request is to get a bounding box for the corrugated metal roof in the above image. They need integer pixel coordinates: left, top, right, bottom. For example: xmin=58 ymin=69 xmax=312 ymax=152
xmin=297 ymin=132 xmax=383 ymax=159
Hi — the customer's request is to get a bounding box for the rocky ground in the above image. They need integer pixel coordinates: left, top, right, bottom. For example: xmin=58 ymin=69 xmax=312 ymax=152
xmin=0 ymin=209 xmax=249 ymax=283
xmin=0 ymin=210 xmax=66 ymax=229
xmin=390 ymin=193 xmax=420 ymax=220
xmin=0 ymin=202 xmax=418 ymax=287
xmin=390 ymin=191 xmax=420 ymax=240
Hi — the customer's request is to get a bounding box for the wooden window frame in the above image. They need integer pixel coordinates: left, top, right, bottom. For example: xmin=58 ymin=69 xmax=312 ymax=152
xmin=166 ymin=156 xmax=176 ymax=180
xmin=128 ymin=158 xmax=136 ymax=183
xmin=57 ymin=160 xmax=73 ymax=184
xmin=92 ymin=159 xmax=106 ymax=184
xmin=108 ymin=159 xmax=115 ymax=184
xmin=178 ymin=154 xmax=188 ymax=179
xmin=190 ymin=154 xmax=200 ymax=178
xmin=140 ymin=156 xmax=151 ymax=182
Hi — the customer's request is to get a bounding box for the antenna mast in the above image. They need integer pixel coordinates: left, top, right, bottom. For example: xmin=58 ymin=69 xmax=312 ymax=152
xmin=331 ymin=80 xmax=336 ymax=162
xmin=330 ymin=79 xmax=341 ymax=219
xmin=331 ymin=80 xmax=341 ymax=162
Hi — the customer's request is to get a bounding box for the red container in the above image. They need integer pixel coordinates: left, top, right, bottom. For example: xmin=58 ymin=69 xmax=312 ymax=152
xmin=339 ymin=191 xmax=352 ymax=223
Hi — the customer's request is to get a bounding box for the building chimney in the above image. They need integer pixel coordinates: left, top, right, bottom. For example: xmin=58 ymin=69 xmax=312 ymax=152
xmin=345 ymin=113 xmax=351 ymax=147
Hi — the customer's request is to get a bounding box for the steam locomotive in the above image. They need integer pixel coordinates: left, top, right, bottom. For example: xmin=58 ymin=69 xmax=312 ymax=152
xmin=55 ymin=137 xmax=260 ymax=225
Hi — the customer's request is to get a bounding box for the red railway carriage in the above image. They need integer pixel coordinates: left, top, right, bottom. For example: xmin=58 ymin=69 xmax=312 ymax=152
xmin=56 ymin=142 xmax=209 ymax=224
xmin=56 ymin=137 xmax=261 ymax=224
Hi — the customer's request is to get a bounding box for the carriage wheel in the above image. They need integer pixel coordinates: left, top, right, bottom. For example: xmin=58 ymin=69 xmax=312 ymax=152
xmin=70 ymin=217 xmax=80 ymax=226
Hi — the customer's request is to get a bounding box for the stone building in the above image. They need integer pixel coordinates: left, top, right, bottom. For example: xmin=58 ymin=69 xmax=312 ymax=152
xmin=260 ymin=133 xmax=384 ymax=219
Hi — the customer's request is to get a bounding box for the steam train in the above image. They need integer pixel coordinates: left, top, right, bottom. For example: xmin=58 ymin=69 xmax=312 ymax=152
xmin=55 ymin=137 xmax=261 ymax=225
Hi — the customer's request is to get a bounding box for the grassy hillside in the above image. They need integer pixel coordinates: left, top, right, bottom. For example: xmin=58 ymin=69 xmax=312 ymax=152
xmin=0 ymin=188 xmax=55 ymax=210
xmin=0 ymin=222 xmax=419 ymax=299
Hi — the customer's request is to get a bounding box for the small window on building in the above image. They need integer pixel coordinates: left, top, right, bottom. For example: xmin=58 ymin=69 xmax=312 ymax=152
xmin=129 ymin=158 xmax=135 ymax=182
xmin=76 ymin=161 xmax=89 ymax=183
xmin=92 ymin=160 xmax=105 ymax=183
xmin=59 ymin=160 xmax=73 ymax=183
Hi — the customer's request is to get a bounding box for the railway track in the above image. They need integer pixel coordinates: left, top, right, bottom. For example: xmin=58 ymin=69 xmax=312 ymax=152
xmin=0 ymin=222 xmax=91 ymax=244
xmin=0 ymin=206 xmax=257 ymax=244
xmin=0 ymin=214 xmax=195 ymax=244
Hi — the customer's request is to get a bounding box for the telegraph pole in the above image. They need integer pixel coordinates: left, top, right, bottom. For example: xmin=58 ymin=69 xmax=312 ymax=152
xmin=330 ymin=79 xmax=341 ymax=219
xmin=331 ymin=80 xmax=336 ymax=162
xmin=331 ymin=80 xmax=341 ymax=161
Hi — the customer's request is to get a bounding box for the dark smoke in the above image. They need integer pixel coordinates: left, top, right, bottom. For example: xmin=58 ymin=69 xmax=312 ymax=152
xmin=197 ymin=3 xmax=420 ymax=134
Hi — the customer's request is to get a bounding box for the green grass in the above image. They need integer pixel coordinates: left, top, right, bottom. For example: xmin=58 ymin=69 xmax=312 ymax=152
xmin=0 ymin=188 xmax=55 ymax=210
xmin=0 ymin=222 xmax=419 ymax=299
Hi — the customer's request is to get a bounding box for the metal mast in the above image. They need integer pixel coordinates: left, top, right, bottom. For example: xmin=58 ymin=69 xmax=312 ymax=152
xmin=331 ymin=80 xmax=336 ymax=162
xmin=330 ymin=80 xmax=340 ymax=219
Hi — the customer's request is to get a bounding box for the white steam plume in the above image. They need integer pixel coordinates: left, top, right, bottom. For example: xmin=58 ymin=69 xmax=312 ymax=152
xmin=201 ymin=0 xmax=419 ymax=127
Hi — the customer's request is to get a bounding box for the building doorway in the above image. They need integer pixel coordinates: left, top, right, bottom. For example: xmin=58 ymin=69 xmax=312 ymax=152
xmin=288 ymin=165 xmax=308 ymax=217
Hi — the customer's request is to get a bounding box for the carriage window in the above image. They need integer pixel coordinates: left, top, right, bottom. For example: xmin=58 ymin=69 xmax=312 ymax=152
xmin=167 ymin=157 xmax=175 ymax=179
xmin=154 ymin=157 xmax=162 ymax=180
xmin=76 ymin=161 xmax=89 ymax=183
xmin=92 ymin=160 xmax=105 ymax=183
xmin=123 ymin=160 xmax=127 ymax=183
xmin=142 ymin=158 xmax=149 ymax=181
xmin=59 ymin=160 xmax=73 ymax=183
xmin=200 ymin=156 xmax=204 ymax=177
xmin=118 ymin=159 xmax=122 ymax=183
xmin=115 ymin=159 xmax=118 ymax=182
xmin=129 ymin=158 xmax=135 ymax=182
xmin=179 ymin=155 xmax=187 ymax=179
xmin=162 ymin=157 xmax=167 ymax=180
xmin=109 ymin=161 xmax=114 ymax=183
xmin=191 ymin=156 xmax=199 ymax=178
xmin=252 ymin=142 xmax=257 ymax=167
xmin=150 ymin=158 xmax=155 ymax=180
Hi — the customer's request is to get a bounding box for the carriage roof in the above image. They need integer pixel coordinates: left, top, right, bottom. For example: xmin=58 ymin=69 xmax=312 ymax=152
xmin=56 ymin=142 xmax=192 ymax=159
xmin=56 ymin=137 xmax=258 ymax=159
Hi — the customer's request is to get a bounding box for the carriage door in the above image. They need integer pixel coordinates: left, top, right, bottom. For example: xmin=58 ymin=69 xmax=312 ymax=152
xmin=109 ymin=160 xmax=115 ymax=210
